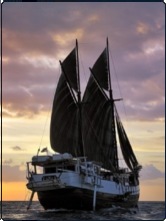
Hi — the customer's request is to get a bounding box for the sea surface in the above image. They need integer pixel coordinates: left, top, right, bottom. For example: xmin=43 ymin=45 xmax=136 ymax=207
xmin=2 ymin=201 xmax=165 ymax=220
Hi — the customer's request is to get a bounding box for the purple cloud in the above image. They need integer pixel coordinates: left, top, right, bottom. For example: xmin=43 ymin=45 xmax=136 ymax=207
xmin=140 ymin=164 xmax=165 ymax=180
xmin=2 ymin=165 xmax=26 ymax=182
xmin=2 ymin=3 xmax=164 ymax=121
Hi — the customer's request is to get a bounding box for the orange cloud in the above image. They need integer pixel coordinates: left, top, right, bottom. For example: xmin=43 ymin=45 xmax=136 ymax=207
xmin=51 ymin=28 xmax=84 ymax=46
xmin=136 ymin=22 xmax=149 ymax=35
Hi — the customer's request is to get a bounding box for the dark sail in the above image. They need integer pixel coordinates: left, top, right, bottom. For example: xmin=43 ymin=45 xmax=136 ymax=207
xmin=62 ymin=48 xmax=79 ymax=92
xmin=82 ymin=74 xmax=117 ymax=171
xmin=115 ymin=108 xmax=139 ymax=171
xmin=92 ymin=48 xmax=110 ymax=90
xmin=82 ymin=43 xmax=118 ymax=171
xmin=50 ymin=47 xmax=83 ymax=156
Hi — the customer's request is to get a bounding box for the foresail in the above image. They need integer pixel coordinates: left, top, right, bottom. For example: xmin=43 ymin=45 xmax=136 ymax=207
xmin=62 ymin=48 xmax=79 ymax=92
xmin=82 ymin=75 xmax=117 ymax=171
xmin=115 ymin=108 xmax=139 ymax=171
xmin=50 ymin=46 xmax=83 ymax=156
xmin=50 ymin=74 xmax=81 ymax=156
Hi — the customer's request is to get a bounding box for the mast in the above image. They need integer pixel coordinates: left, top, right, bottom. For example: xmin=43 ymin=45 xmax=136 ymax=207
xmin=106 ymin=38 xmax=119 ymax=170
xmin=76 ymin=39 xmax=85 ymax=157
xmin=107 ymin=38 xmax=111 ymax=93
xmin=82 ymin=39 xmax=121 ymax=171
xmin=76 ymin=39 xmax=80 ymax=98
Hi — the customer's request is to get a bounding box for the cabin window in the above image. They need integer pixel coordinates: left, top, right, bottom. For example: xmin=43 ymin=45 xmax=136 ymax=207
xmin=66 ymin=165 xmax=75 ymax=171
xmin=45 ymin=167 xmax=57 ymax=173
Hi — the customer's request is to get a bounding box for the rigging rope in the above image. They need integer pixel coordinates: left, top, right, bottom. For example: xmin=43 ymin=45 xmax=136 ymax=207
xmin=15 ymin=189 xmax=31 ymax=211
xmin=109 ymin=46 xmax=136 ymax=154
xmin=79 ymin=42 xmax=122 ymax=171
xmin=109 ymin=48 xmax=128 ymax=123
xmin=38 ymin=110 xmax=50 ymax=152
xmin=37 ymin=66 xmax=61 ymax=153
xmin=108 ymin=45 xmax=133 ymax=170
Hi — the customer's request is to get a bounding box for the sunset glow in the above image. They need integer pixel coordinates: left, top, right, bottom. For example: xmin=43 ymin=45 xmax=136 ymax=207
xmin=2 ymin=2 xmax=165 ymax=202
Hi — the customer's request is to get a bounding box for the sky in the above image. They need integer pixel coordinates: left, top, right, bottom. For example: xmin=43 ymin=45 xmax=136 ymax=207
xmin=2 ymin=2 xmax=165 ymax=202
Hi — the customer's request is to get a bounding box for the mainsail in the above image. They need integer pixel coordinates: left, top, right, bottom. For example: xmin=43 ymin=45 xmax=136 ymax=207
xmin=82 ymin=41 xmax=118 ymax=171
xmin=82 ymin=76 xmax=116 ymax=171
xmin=82 ymin=39 xmax=140 ymax=172
xmin=50 ymin=44 xmax=83 ymax=157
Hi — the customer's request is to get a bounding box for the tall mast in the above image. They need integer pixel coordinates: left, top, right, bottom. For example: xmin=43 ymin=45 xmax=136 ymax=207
xmin=106 ymin=38 xmax=119 ymax=170
xmin=76 ymin=39 xmax=85 ymax=157
xmin=76 ymin=39 xmax=81 ymax=101
xmin=107 ymin=37 xmax=112 ymax=93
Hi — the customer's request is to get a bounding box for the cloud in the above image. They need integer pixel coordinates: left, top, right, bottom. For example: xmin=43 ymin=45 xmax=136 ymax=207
xmin=115 ymin=71 xmax=165 ymax=121
xmin=2 ymin=165 xmax=26 ymax=182
xmin=140 ymin=164 xmax=165 ymax=181
xmin=19 ymin=162 xmax=27 ymax=171
xmin=11 ymin=146 xmax=24 ymax=151
xmin=3 ymin=159 xmax=13 ymax=165
xmin=2 ymin=3 xmax=164 ymax=122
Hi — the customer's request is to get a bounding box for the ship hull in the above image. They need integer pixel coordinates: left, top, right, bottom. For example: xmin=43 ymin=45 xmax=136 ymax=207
xmin=37 ymin=187 xmax=139 ymax=210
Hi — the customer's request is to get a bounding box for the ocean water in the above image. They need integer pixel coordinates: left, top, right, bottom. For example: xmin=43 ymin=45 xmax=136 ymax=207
xmin=2 ymin=201 xmax=165 ymax=220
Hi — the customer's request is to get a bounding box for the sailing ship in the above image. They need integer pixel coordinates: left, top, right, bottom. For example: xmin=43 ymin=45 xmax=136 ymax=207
xmin=26 ymin=39 xmax=142 ymax=211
